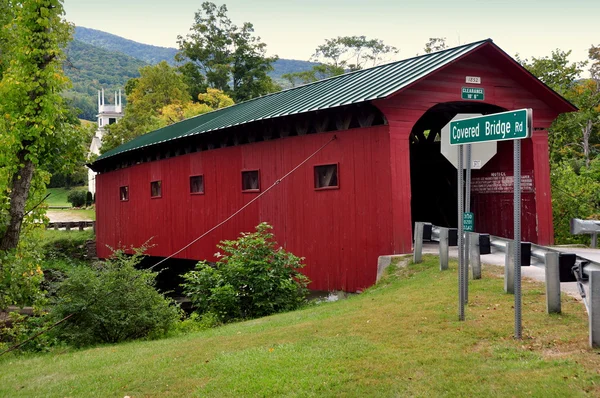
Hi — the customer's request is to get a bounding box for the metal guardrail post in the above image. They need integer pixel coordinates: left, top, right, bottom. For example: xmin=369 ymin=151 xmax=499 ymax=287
xmin=470 ymin=232 xmax=481 ymax=280
xmin=439 ymin=227 xmax=449 ymax=271
xmin=589 ymin=270 xmax=600 ymax=348
xmin=504 ymin=240 xmax=514 ymax=294
xmin=413 ymin=222 xmax=424 ymax=264
xmin=544 ymin=252 xmax=561 ymax=314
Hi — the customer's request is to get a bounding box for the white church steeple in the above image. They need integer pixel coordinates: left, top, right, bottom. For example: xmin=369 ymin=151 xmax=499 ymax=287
xmin=88 ymin=88 xmax=124 ymax=195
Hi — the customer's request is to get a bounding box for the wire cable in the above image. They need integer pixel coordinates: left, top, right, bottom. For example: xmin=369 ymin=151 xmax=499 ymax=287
xmin=150 ymin=134 xmax=337 ymax=269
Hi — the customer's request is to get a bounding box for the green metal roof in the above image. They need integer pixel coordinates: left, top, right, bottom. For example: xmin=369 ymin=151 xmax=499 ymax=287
xmin=96 ymin=39 xmax=491 ymax=162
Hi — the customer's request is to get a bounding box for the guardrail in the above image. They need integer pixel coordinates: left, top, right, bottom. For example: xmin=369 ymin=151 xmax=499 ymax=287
xmin=413 ymin=221 xmax=600 ymax=348
xmin=571 ymin=218 xmax=600 ymax=248
xmin=46 ymin=221 xmax=95 ymax=231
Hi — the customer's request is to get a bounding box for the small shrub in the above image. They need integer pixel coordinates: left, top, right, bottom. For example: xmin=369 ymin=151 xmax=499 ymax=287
xmin=0 ymin=243 xmax=46 ymax=310
xmin=172 ymin=312 xmax=221 ymax=335
xmin=67 ymin=190 xmax=86 ymax=207
xmin=41 ymin=230 xmax=93 ymax=261
xmin=182 ymin=223 xmax=310 ymax=323
xmin=85 ymin=191 xmax=93 ymax=207
xmin=0 ymin=311 xmax=61 ymax=352
xmin=51 ymin=247 xmax=181 ymax=347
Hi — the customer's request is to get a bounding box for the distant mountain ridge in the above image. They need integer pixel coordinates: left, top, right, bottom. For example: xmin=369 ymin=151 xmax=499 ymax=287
xmin=73 ymin=26 xmax=316 ymax=83
xmin=67 ymin=27 xmax=317 ymax=120
xmin=74 ymin=27 xmax=179 ymax=65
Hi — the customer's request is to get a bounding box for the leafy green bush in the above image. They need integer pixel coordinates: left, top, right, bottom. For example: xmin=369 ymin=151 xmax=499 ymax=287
xmin=51 ymin=248 xmax=181 ymax=347
xmin=551 ymin=159 xmax=600 ymax=244
xmin=171 ymin=312 xmax=221 ymax=335
xmin=0 ymin=311 xmax=61 ymax=353
xmin=182 ymin=223 xmax=310 ymax=323
xmin=86 ymin=191 xmax=93 ymax=206
xmin=67 ymin=190 xmax=86 ymax=207
xmin=41 ymin=230 xmax=93 ymax=261
xmin=0 ymin=240 xmax=46 ymax=310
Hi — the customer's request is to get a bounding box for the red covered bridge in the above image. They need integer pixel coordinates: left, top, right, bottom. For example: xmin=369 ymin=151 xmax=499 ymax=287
xmin=89 ymin=39 xmax=575 ymax=292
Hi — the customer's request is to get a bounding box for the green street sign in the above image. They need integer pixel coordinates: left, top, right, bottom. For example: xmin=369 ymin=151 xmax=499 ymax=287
xmin=461 ymin=87 xmax=484 ymax=100
xmin=449 ymin=109 xmax=532 ymax=146
xmin=463 ymin=212 xmax=474 ymax=232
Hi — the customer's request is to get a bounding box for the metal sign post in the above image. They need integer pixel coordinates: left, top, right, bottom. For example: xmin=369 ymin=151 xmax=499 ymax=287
xmin=464 ymin=144 xmax=472 ymax=304
xmin=514 ymin=139 xmax=522 ymax=339
xmin=458 ymin=145 xmax=465 ymax=321
xmin=450 ymin=109 xmax=532 ymax=336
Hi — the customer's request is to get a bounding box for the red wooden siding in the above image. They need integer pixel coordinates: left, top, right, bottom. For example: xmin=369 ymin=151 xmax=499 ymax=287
xmin=375 ymin=46 xmax=563 ymax=245
xmin=96 ymin=127 xmax=394 ymax=292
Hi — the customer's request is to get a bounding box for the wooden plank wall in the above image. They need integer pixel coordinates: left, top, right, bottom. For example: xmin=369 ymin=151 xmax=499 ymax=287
xmin=96 ymin=127 xmax=393 ymax=292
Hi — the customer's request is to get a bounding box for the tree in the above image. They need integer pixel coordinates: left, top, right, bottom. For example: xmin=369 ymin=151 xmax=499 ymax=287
xmin=102 ymin=63 xmax=234 ymax=153
xmin=0 ymin=0 xmax=83 ymax=251
xmin=177 ymin=2 xmax=280 ymax=102
xmin=157 ymin=88 xmax=234 ymax=126
xmin=423 ymin=37 xmax=447 ymax=54
xmin=282 ymin=35 xmax=398 ymax=87
xmin=101 ymin=61 xmax=192 ymax=152
xmin=282 ymin=64 xmax=344 ymax=87
xmin=311 ymin=35 xmax=398 ymax=72
xmin=516 ymin=49 xmax=586 ymax=95
xmin=517 ymin=48 xmax=599 ymax=166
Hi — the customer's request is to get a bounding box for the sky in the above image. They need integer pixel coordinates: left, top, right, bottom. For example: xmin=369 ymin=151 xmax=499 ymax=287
xmin=64 ymin=0 xmax=598 ymax=75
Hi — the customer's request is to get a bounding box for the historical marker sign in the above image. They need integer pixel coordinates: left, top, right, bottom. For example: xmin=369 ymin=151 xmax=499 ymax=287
xmin=463 ymin=212 xmax=474 ymax=232
xmin=461 ymin=87 xmax=485 ymax=100
xmin=449 ymin=109 xmax=532 ymax=146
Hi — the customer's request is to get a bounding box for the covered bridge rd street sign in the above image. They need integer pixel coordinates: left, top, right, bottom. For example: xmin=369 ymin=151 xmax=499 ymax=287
xmin=449 ymin=109 xmax=532 ymax=145
xmin=449 ymin=108 xmax=532 ymax=339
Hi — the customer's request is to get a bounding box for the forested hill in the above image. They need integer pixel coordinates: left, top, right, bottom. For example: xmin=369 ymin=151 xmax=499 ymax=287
xmin=63 ymin=39 xmax=148 ymax=120
xmin=66 ymin=27 xmax=316 ymax=120
xmin=73 ymin=26 xmax=316 ymax=82
xmin=74 ymin=26 xmax=178 ymax=65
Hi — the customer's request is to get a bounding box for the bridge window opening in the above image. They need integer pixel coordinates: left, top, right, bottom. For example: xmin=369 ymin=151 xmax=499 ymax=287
xmin=119 ymin=186 xmax=129 ymax=201
xmin=190 ymin=175 xmax=204 ymax=194
xmin=314 ymin=164 xmax=339 ymax=190
xmin=151 ymin=180 xmax=162 ymax=198
xmin=242 ymin=170 xmax=260 ymax=192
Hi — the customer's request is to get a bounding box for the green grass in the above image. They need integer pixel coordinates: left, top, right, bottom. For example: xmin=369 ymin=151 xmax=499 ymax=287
xmin=1 ymin=256 xmax=599 ymax=397
xmin=45 ymin=187 xmax=88 ymax=208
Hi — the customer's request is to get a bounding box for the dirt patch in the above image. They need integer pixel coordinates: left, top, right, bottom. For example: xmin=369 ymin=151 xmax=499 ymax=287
xmin=47 ymin=210 xmax=93 ymax=223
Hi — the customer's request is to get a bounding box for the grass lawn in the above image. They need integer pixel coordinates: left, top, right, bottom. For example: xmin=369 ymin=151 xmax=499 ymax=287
xmin=1 ymin=256 xmax=599 ymax=396
xmin=46 ymin=187 xmax=88 ymax=208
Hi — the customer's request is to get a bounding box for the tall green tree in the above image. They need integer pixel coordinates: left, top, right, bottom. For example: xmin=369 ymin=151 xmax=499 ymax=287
xmin=311 ymin=35 xmax=399 ymax=72
xmin=423 ymin=37 xmax=447 ymax=54
xmin=516 ymin=49 xmax=599 ymax=165
xmin=0 ymin=0 xmax=82 ymax=251
xmin=177 ymin=2 xmax=279 ymax=102
xmin=102 ymin=62 xmax=234 ymax=154
xmin=519 ymin=47 xmax=600 ymax=243
xmin=102 ymin=61 xmax=191 ymax=153
xmin=516 ymin=49 xmax=587 ymax=95
xmin=282 ymin=35 xmax=398 ymax=87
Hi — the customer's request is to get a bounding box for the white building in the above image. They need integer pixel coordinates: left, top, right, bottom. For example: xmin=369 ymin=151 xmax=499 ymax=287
xmin=88 ymin=89 xmax=123 ymax=195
